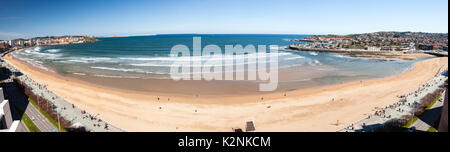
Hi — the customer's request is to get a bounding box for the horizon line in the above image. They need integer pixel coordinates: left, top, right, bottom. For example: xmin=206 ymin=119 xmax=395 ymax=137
xmin=2 ymin=31 xmax=449 ymax=41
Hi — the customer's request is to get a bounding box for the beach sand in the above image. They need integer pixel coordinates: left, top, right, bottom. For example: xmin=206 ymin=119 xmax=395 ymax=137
xmin=4 ymin=52 xmax=448 ymax=132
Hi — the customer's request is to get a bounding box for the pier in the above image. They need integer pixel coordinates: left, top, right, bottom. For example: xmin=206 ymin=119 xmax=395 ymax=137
xmin=288 ymin=45 xmax=397 ymax=55
xmin=288 ymin=45 xmax=449 ymax=57
xmin=424 ymin=51 xmax=448 ymax=57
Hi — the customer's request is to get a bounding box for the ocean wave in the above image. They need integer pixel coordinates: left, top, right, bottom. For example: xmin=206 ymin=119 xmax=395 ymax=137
xmin=293 ymin=78 xmax=313 ymax=82
xmin=90 ymin=66 xmax=165 ymax=74
xmin=93 ymin=75 xmax=134 ymax=79
xmin=56 ymin=52 xmax=301 ymax=69
xmin=72 ymin=72 xmax=87 ymax=76
xmin=333 ymin=54 xmax=347 ymax=58
xmin=119 ymin=52 xmax=293 ymax=62
xmin=21 ymin=58 xmax=53 ymax=72
xmin=332 ymin=54 xmax=358 ymax=59
xmin=34 ymin=47 xmax=42 ymax=51
xmin=309 ymin=60 xmax=322 ymax=66
xmin=283 ymin=59 xmax=322 ymax=67
xmin=61 ymin=60 xmax=89 ymax=63
xmin=309 ymin=52 xmax=318 ymax=56
xmin=60 ymin=57 xmax=117 ymax=63
xmin=128 ymin=60 xmax=278 ymax=68
xmin=283 ymin=56 xmax=305 ymax=61
xmin=21 ymin=47 xmax=62 ymax=59
xmin=91 ymin=66 xmax=140 ymax=72
xmin=47 ymin=49 xmax=61 ymax=53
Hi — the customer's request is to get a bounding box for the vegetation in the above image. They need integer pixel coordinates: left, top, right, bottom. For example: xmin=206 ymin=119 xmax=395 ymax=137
xmin=83 ymin=36 xmax=99 ymax=42
xmin=427 ymin=127 xmax=438 ymax=132
xmin=425 ymin=95 xmax=441 ymax=110
xmin=402 ymin=116 xmax=419 ymax=128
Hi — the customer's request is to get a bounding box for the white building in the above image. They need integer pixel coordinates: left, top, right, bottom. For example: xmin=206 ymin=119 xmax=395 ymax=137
xmin=409 ymin=43 xmax=416 ymax=52
xmin=16 ymin=40 xmax=24 ymax=47
xmin=8 ymin=40 xmax=13 ymax=47
xmin=0 ymin=88 xmax=20 ymax=132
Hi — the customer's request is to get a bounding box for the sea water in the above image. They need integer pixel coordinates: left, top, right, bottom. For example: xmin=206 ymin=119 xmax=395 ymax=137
xmin=12 ymin=34 xmax=426 ymax=92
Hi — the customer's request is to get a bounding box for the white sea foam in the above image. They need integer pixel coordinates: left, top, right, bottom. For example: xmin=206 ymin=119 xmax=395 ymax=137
xmin=333 ymin=54 xmax=346 ymax=58
xmin=309 ymin=52 xmax=319 ymax=56
xmin=21 ymin=58 xmax=53 ymax=72
xmin=34 ymin=47 xmax=41 ymax=51
xmin=21 ymin=47 xmax=62 ymax=59
xmin=92 ymin=74 xmax=146 ymax=79
xmin=128 ymin=60 xmax=277 ymax=68
xmin=93 ymin=75 xmax=128 ymax=78
xmin=120 ymin=52 xmax=293 ymax=62
xmin=293 ymin=78 xmax=313 ymax=82
xmin=61 ymin=60 xmax=90 ymax=63
xmin=91 ymin=66 xmax=139 ymax=72
xmin=61 ymin=57 xmax=116 ymax=63
xmin=283 ymin=56 xmax=305 ymax=61
xmin=72 ymin=72 xmax=87 ymax=76
xmin=332 ymin=54 xmax=357 ymax=59
xmin=309 ymin=60 xmax=322 ymax=66
xmin=90 ymin=66 xmax=162 ymax=74
xmin=47 ymin=49 xmax=61 ymax=53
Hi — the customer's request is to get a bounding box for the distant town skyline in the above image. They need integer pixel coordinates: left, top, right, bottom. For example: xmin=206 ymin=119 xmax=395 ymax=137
xmin=0 ymin=0 xmax=448 ymax=40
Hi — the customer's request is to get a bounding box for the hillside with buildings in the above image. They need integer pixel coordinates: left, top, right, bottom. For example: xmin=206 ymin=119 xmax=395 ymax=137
xmin=295 ymin=32 xmax=448 ymax=52
xmin=0 ymin=36 xmax=99 ymax=53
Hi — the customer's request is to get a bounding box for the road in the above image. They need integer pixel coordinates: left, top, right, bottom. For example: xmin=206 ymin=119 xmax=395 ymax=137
xmin=24 ymin=101 xmax=59 ymax=132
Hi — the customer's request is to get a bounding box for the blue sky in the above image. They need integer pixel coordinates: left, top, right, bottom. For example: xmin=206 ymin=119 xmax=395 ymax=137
xmin=0 ymin=0 xmax=448 ymax=40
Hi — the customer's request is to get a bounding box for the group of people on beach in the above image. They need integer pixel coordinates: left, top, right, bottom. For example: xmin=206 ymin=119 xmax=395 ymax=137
xmin=81 ymin=111 xmax=109 ymax=130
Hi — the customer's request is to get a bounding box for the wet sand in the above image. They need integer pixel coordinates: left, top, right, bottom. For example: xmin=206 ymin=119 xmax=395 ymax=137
xmin=61 ymin=65 xmax=342 ymax=96
xmin=4 ymin=52 xmax=448 ymax=132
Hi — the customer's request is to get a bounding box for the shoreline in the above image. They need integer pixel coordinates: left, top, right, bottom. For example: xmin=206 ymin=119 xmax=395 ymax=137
xmin=3 ymin=48 xmax=448 ymax=132
xmin=6 ymin=48 xmax=419 ymax=103
xmin=8 ymin=46 xmax=425 ymax=98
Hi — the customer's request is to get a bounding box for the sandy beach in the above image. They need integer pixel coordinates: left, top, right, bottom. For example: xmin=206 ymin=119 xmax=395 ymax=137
xmin=3 ymin=51 xmax=448 ymax=132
